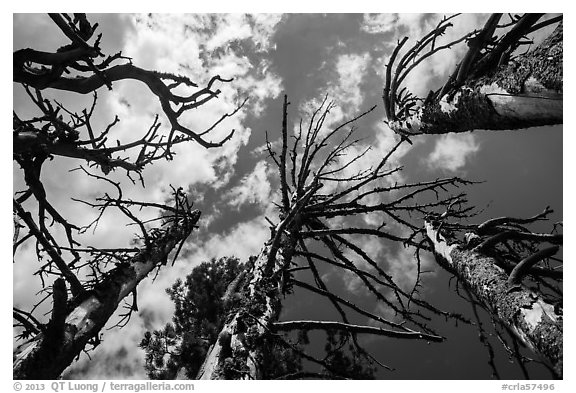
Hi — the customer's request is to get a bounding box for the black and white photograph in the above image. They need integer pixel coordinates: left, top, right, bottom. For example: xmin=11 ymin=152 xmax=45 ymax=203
xmin=12 ymin=10 xmax=563 ymax=384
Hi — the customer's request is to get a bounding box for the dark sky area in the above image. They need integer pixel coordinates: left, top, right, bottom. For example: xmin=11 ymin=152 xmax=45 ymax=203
xmin=12 ymin=13 xmax=563 ymax=380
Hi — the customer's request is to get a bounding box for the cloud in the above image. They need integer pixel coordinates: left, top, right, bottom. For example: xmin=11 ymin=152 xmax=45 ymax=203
xmin=322 ymin=120 xmax=419 ymax=201
xmin=104 ymin=13 xmax=283 ymax=193
xmin=64 ymin=327 xmax=148 ymax=380
xmin=310 ymin=52 xmax=371 ymax=125
xmin=203 ymin=14 xmax=283 ymax=53
xmin=226 ymin=161 xmax=272 ymax=208
xmin=201 ymin=219 xmax=269 ymax=262
xmin=340 ymin=236 xmax=387 ymax=293
xmin=14 ymin=11 xmax=284 ymax=252
xmin=333 ymin=52 xmax=371 ymax=110
xmin=426 ymin=133 xmax=480 ymax=172
xmin=61 ymin=212 xmax=271 ymax=379
xmin=367 ymin=13 xmax=489 ymax=97
xmin=385 ymin=245 xmax=435 ymax=292
xmin=360 ymin=14 xmax=399 ymax=34
xmin=361 ymin=13 xmax=438 ymax=37
xmin=247 ymin=14 xmax=284 ymax=51
xmin=233 ymin=69 xmax=283 ymax=116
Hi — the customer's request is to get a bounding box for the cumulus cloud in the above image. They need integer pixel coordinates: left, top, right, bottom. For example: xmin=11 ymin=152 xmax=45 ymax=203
xmin=14 ymin=12 xmax=500 ymax=379
xmin=426 ymin=133 xmax=480 ymax=172
xmin=226 ymin=161 xmax=272 ymax=208
xmin=14 ymin=12 xmax=283 ymax=251
xmin=322 ymin=120 xmax=420 ymax=201
xmin=199 ymin=219 xmax=269 ymax=262
xmin=64 ymin=325 xmax=148 ymax=380
xmin=340 ymin=236 xmax=387 ymax=293
xmin=298 ymin=51 xmax=371 ymax=130
xmin=248 ymin=14 xmax=284 ymax=51
xmin=333 ymin=52 xmax=371 ymax=110
xmin=360 ymin=14 xmax=399 ymax=34
xmin=106 ymin=13 xmax=283 ymax=193
xmin=367 ymin=13 xmax=488 ymax=97
xmin=201 ymin=14 xmax=283 ymax=53
xmin=385 ymin=245 xmax=435 ymax=292
xmin=361 ymin=13 xmax=431 ymax=38
xmin=62 ymin=211 xmax=271 ymax=379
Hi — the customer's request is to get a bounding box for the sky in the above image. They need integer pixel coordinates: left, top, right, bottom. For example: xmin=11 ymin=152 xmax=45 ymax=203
xmin=12 ymin=13 xmax=563 ymax=380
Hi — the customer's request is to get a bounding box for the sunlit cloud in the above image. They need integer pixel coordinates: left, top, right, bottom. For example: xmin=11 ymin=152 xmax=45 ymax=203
xmin=426 ymin=133 xmax=480 ymax=172
xmin=340 ymin=236 xmax=387 ymax=293
xmin=367 ymin=13 xmax=488 ymax=97
xmin=333 ymin=52 xmax=371 ymax=111
xmin=360 ymin=14 xmax=399 ymax=35
xmin=63 ymin=210 xmax=271 ymax=378
xmin=385 ymin=245 xmax=434 ymax=292
xmin=107 ymin=14 xmax=284 ymax=193
xmin=64 ymin=324 xmax=148 ymax=380
xmin=226 ymin=161 xmax=272 ymax=209
xmin=298 ymin=51 xmax=371 ymax=131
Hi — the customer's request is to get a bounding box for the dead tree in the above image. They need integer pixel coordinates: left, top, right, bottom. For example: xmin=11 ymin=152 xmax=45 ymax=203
xmin=196 ymin=95 xmax=473 ymax=379
xmin=380 ymin=12 xmax=563 ymax=377
xmin=13 ymin=188 xmax=201 ymax=379
xmin=424 ymin=205 xmax=562 ymax=378
xmin=382 ymin=13 xmax=562 ymax=139
xmin=14 ymin=13 xmax=246 ymax=167
xmin=13 ymin=14 xmax=241 ymax=379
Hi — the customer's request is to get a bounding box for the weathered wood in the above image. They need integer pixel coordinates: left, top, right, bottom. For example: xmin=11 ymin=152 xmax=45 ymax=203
xmin=13 ymin=211 xmax=200 ymax=380
xmin=388 ymin=22 xmax=562 ymax=135
xmin=196 ymin=242 xmax=290 ymax=380
xmin=425 ymin=221 xmax=562 ymax=378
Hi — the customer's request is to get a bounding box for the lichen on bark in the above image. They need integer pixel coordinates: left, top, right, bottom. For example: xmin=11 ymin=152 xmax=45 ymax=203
xmin=477 ymin=22 xmax=563 ymax=94
xmin=387 ymin=19 xmax=563 ymax=136
xmin=436 ymin=243 xmax=562 ymax=377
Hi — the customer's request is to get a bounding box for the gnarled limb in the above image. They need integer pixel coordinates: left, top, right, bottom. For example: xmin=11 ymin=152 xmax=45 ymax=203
xmin=14 ymin=189 xmax=201 ymax=379
xmin=424 ymin=208 xmax=562 ymax=378
xmin=383 ymin=13 xmax=562 ymax=136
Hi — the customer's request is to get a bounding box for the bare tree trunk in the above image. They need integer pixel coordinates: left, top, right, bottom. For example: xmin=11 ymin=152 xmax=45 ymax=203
xmin=13 ymin=211 xmax=200 ymax=380
xmin=387 ymin=20 xmax=562 ymax=136
xmin=196 ymin=239 xmax=294 ymax=380
xmin=195 ymin=94 xmax=476 ymax=379
xmin=424 ymin=220 xmax=562 ymax=378
xmin=196 ymin=172 xmax=322 ymax=380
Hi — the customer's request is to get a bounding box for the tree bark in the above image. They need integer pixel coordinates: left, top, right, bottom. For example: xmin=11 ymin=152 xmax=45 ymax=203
xmin=195 ymin=238 xmax=294 ymax=380
xmin=389 ymin=23 xmax=562 ymax=135
xmin=196 ymin=183 xmax=321 ymax=380
xmin=424 ymin=220 xmax=562 ymax=378
xmin=13 ymin=211 xmax=200 ymax=380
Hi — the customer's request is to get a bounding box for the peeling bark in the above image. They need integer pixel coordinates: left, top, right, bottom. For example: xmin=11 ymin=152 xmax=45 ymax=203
xmin=425 ymin=221 xmax=562 ymax=378
xmin=389 ymin=22 xmax=562 ymax=135
xmin=13 ymin=211 xmax=200 ymax=380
